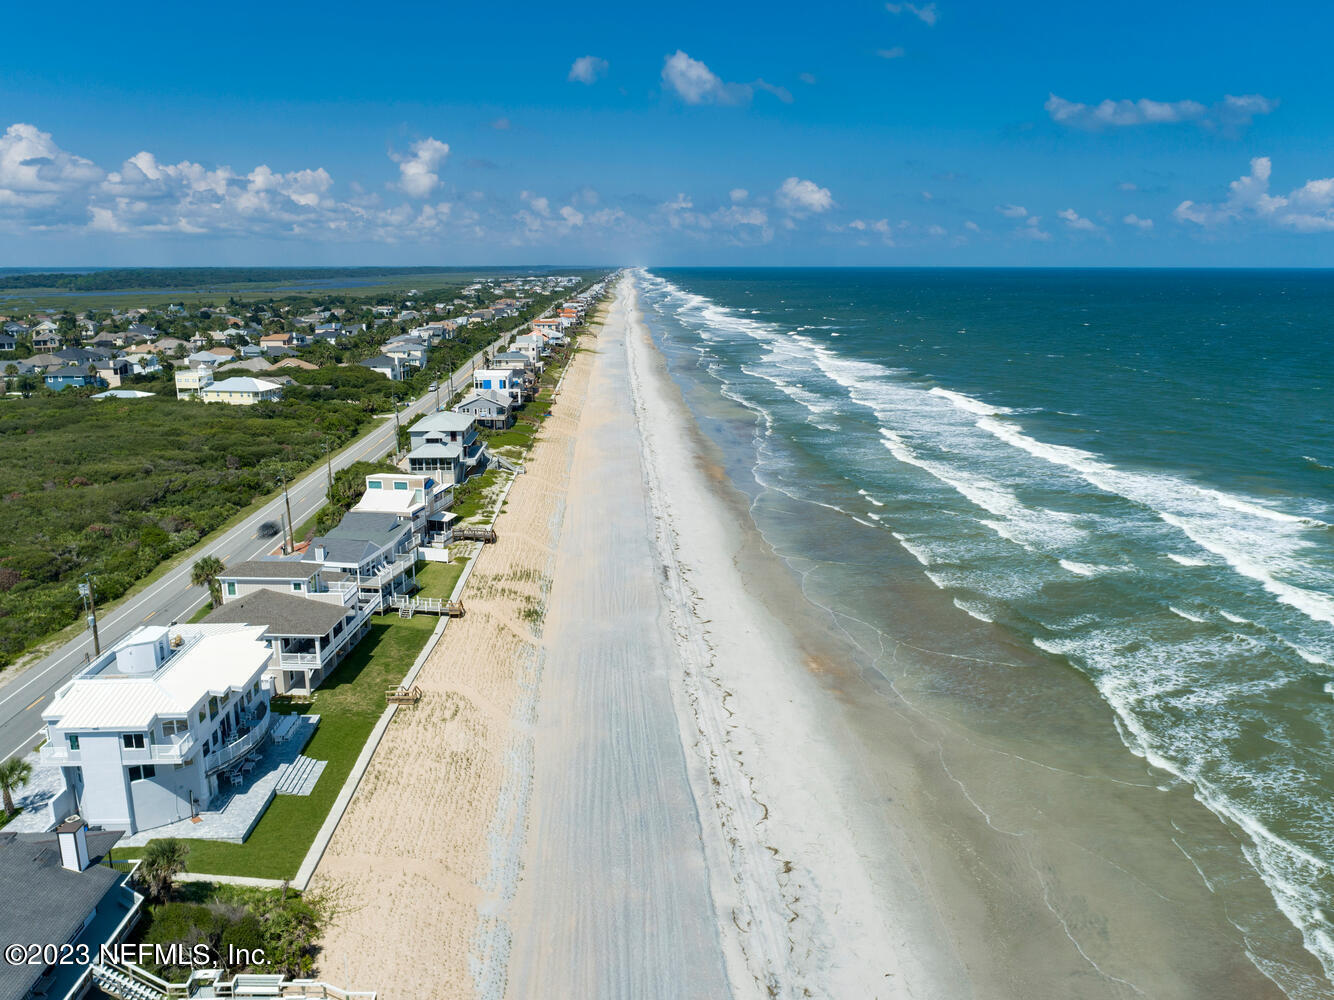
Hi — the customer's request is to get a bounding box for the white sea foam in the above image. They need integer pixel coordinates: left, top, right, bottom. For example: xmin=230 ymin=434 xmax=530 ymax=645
xmin=928 ymin=386 xmax=1015 ymax=416
xmin=1059 ymin=559 xmax=1126 ymax=578
xmin=858 ymin=489 xmax=886 ymax=507
xmin=1169 ymin=606 xmax=1208 ymax=623
xmin=952 ymin=598 xmax=995 ymax=623
xmin=891 ymin=531 xmax=934 ymax=567
xmin=1167 ymin=553 xmax=1210 ymax=567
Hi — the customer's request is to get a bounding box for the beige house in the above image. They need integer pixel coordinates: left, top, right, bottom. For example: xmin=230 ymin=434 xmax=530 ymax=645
xmin=199 ymin=376 xmax=283 ymax=405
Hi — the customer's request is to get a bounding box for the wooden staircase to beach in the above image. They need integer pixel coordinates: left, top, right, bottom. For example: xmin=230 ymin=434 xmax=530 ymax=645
xmin=454 ymin=526 xmax=497 ymax=543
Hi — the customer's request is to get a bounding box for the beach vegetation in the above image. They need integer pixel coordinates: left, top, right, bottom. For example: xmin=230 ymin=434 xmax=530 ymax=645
xmin=0 ymin=756 xmax=33 ymax=817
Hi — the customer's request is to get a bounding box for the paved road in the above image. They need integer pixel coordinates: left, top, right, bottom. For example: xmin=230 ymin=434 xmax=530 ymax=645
xmin=0 ymin=336 xmax=507 ymax=763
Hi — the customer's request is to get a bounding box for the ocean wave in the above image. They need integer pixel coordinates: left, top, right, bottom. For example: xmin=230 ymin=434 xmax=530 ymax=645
xmin=928 ymin=386 xmax=1016 ymax=416
xmin=1167 ymin=553 xmax=1210 ymax=567
xmin=1058 ymin=559 xmax=1129 ymax=578
xmin=1169 ymin=606 xmax=1208 ymax=623
xmin=952 ymin=598 xmax=995 ymax=623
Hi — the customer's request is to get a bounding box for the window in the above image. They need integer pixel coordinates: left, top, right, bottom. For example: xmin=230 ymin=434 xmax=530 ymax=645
xmin=394 ymin=481 xmax=408 ymax=490
xmin=122 ymin=733 xmax=145 ymax=750
xmin=226 ymin=582 xmax=236 ymax=596
xmin=368 ymin=481 xmax=382 ymax=490
xmin=128 ymin=765 xmax=155 ymax=782
xmin=67 ymin=734 xmax=79 ymax=751
xmin=292 ymin=582 xmax=303 ymax=592
xmin=209 ymin=697 xmax=218 ymax=719
xmin=199 ymin=709 xmax=206 ymax=723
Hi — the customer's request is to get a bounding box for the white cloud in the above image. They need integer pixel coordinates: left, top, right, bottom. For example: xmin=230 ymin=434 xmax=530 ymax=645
xmin=877 ymin=47 xmax=906 ymax=60
xmin=799 ymin=72 xmax=817 ymax=85
xmin=491 ymin=117 xmax=511 ymax=131
xmin=0 ymin=123 xmax=103 ymax=214
xmin=964 ymin=220 xmax=981 ymax=232
xmin=1175 ymin=156 xmax=1334 ymax=232
xmin=1017 ymin=215 xmax=1051 ymax=241
xmin=730 ymin=188 xmax=749 ymax=203
xmin=392 ymin=138 xmax=450 ymax=198
xmin=1118 ymin=181 xmax=1139 ymax=192
xmin=568 ymin=56 xmax=608 ymax=85
xmin=661 ymin=51 xmax=788 ymax=106
xmin=1058 ymin=207 xmax=1100 ymax=232
xmin=996 ymin=203 xmax=1027 ymax=218
xmin=776 ymin=176 xmax=834 ymax=215
xmin=885 ymin=2 xmax=938 ymax=25
xmin=1045 ymin=93 xmax=1277 ymax=133
xmin=663 ymin=51 xmax=740 ymax=105
xmin=1123 ymin=213 xmax=1154 ymax=230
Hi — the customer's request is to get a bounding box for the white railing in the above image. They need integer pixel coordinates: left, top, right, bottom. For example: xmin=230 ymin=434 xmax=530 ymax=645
xmin=40 ymin=733 xmax=197 ymax=766
xmin=278 ymin=651 xmax=321 ymax=667
xmin=204 ymin=710 xmax=273 ymax=775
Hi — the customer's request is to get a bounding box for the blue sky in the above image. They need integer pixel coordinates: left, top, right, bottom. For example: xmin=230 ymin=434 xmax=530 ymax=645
xmin=2 ymin=0 xmax=1331 ymax=266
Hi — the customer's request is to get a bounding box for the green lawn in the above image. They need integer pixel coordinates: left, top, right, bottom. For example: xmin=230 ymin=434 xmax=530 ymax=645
xmin=139 ymin=614 xmax=436 ymax=880
xmin=414 ymin=559 xmax=466 ymax=600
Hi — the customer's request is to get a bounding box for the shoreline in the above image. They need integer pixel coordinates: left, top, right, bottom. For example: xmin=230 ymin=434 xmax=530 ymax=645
xmin=626 ymin=269 xmax=1294 ymax=999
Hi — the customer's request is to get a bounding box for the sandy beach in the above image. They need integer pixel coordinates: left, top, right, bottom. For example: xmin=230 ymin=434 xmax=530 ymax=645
xmin=310 ymin=317 xmax=595 ymax=998
xmin=314 ymin=274 xmax=1283 ymax=1000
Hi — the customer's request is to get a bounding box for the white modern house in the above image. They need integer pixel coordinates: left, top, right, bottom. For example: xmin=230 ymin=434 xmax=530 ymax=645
xmin=39 ymin=624 xmax=275 ymax=835
xmin=405 ymin=410 xmax=488 ymax=483
xmin=471 ymin=365 xmax=526 ymax=404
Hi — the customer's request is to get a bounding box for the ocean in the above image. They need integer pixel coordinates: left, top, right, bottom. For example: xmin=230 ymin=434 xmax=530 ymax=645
xmin=635 ymin=267 xmax=1334 ymax=997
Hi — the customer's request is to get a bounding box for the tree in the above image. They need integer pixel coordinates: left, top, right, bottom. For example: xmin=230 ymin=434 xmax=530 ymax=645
xmin=140 ymin=838 xmax=189 ymax=902
xmin=0 ymin=756 xmax=33 ymax=816
xmin=191 ymin=556 xmax=226 ymax=606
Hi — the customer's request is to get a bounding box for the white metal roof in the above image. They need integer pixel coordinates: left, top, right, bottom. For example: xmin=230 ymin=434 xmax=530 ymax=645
xmin=44 ymin=624 xmax=272 ymax=731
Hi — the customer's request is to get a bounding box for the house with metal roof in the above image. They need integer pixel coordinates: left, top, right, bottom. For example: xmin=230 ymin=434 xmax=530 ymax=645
xmin=353 ymin=471 xmax=456 ymax=555
xmin=39 ymin=624 xmax=275 ymax=835
xmin=198 ymin=376 xmax=283 ymax=405
xmin=405 ymin=410 xmax=488 ymax=483
xmin=0 ymin=824 xmax=142 ymax=1000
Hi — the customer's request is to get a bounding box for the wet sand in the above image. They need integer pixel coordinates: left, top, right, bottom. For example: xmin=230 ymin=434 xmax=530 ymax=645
xmin=317 ymin=274 xmax=1291 ymax=999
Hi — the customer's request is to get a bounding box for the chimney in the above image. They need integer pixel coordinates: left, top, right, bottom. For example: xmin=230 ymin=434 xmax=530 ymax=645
xmin=56 ymin=820 xmax=91 ymax=872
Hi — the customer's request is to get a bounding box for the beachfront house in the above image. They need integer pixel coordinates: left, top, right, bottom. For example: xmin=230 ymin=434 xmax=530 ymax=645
xmin=310 ymin=510 xmax=417 ymax=604
xmin=454 ymin=389 xmax=515 ymax=430
xmin=472 ymin=365 xmax=526 ymax=404
xmin=405 ymin=410 xmax=488 ymax=483
xmin=199 ymin=376 xmax=283 ymax=405
xmin=0 ymin=825 xmax=142 ymax=1000
xmin=353 ymin=471 xmax=456 ymax=556
xmin=206 ymin=586 xmax=375 ymax=697
xmin=38 ymin=624 xmax=275 ymax=835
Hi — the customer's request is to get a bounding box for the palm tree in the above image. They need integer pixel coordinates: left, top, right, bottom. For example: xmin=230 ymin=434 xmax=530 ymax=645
xmin=140 ymin=838 xmax=189 ymax=901
xmin=0 ymin=756 xmax=33 ymax=817
xmin=191 ymin=556 xmax=226 ymax=606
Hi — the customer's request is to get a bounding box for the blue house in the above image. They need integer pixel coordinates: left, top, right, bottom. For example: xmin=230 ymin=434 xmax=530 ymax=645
xmin=44 ymin=372 xmax=105 ymax=391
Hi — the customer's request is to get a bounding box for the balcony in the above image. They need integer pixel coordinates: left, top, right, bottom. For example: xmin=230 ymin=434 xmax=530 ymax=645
xmin=40 ymin=732 xmax=196 ymax=766
xmin=203 ymin=710 xmax=273 ymax=775
xmin=355 ymin=553 xmax=416 ymax=588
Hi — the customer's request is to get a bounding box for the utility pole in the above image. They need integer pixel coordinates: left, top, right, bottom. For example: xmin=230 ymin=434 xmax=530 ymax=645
xmin=279 ymin=471 xmax=295 ymax=553
xmin=78 ymin=574 xmax=101 ymax=656
xmin=324 ymin=441 xmax=334 ymax=502
xmin=392 ymin=396 xmax=403 ymax=456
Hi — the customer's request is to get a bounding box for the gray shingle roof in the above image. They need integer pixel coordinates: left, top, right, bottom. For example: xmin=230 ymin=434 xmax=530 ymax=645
xmin=0 ymin=834 xmax=124 ymax=1000
xmin=219 ymin=557 xmax=319 ymax=582
xmin=206 ymin=588 xmax=348 ymax=637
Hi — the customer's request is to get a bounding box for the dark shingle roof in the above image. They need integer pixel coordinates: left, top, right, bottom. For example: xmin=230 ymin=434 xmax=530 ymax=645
xmin=206 ymin=588 xmax=348 ymax=637
xmin=0 ymin=834 xmax=123 ymax=1000
xmin=219 ymin=557 xmax=319 ymax=582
